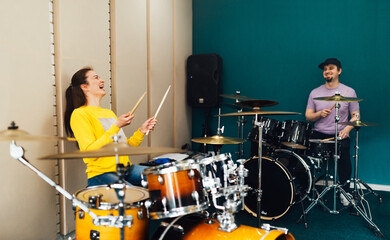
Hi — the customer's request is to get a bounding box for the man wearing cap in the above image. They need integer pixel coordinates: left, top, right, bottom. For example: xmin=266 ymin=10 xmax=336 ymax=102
xmin=306 ymin=58 xmax=360 ymax=207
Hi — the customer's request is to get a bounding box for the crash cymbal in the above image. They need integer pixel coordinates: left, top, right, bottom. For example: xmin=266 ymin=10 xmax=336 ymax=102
xmin=218 ymin=110 xmax=301 ymax=117
xmin=219 ymin=94 xmax=254 ymax=101
xmin=0 ymin=122 xmax=66 ymax=141
xmin=314 ymin=95 xmax=363 ymax=102
xmin=40 ymin=142 xmax=186 ymax=159
xmin=339 ymin=120 xmax=378 ymax=127
xmin=192 ymin=135 xmax=246 ymax=145
xmin=235 ymin=100 xmax=278 ymax=108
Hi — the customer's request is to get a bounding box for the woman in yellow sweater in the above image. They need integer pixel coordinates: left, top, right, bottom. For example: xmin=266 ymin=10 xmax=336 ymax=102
xmin=64 ymin=67 xmax=157 ymax=187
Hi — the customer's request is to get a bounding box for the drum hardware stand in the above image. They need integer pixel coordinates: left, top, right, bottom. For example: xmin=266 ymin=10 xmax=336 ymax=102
xmin=254 ymin=114 xmax=264 ymax=228
xmin=234 ymin=91 xmax=246 ymax=159
xmin=298 ymin=99 xmax=384 ymax=237
xmin=8 ymin=141 xmax=134 ymax=229
xmin=109 ymin=134 xmax=132 ymax=240
xmin=209 ymin=158 xmax=250 ymax=232
xmin=350 ymin=115 xmax=382 ymax=204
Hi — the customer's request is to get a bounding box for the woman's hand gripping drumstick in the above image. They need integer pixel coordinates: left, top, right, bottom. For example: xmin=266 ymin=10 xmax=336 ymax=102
xmin=145 ymin=85 xmax=171 ymax=135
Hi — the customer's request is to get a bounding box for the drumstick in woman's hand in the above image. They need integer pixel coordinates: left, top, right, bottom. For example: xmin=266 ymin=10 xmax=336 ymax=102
xmin=129 ymin=92 xmax=147 ymax=115
xmin=145 ymin=85 xmax=171 ymax=135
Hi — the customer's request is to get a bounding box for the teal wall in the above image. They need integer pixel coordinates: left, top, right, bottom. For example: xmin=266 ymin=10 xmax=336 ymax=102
xmin=192 ymin=0 xmax=390 ymax=186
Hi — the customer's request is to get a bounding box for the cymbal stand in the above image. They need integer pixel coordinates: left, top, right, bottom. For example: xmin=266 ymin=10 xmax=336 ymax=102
xmin=299 ymin=100 xmax=383 ymax=237
xmin=8 ymin=141 xmax=134 ymax=229
xmin=234 ymin=91 xmax=246 ymax=159
xmin=350 ymin=115 xmax=382 ymax=203
xmin=254 ymin=114 xmax=264 ymax=228
xmin=110 ymin=135 xmax=130 ymax=240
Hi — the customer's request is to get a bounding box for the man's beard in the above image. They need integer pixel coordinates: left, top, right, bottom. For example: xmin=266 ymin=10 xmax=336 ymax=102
xmin=325 ymin=77 xmax=333 ymax=82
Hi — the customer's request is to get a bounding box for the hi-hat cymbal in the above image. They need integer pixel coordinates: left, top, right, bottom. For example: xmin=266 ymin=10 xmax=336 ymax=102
xmin=192 ymin=135 xmax=246 ymax=145
xmin=314 ymin=95 xmax=363 ymax=102
xmin=218 ymin=110 xmax=301 ymax=117
xmin=219 ymin=94 xmax=254 ymax=101
xmin=339 ymin=120 xmax=378 ymax=127
xmin=40 ymin=142 xmax=185 ymax=159
xmin=0 ymin=122 xmax=66 ymax=141
xmin=235 ymin=100 xmax=279 ymax=108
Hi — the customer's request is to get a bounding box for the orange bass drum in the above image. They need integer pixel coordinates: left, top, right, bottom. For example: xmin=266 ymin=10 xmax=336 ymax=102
xmin=152 ymin=214 xmax=295 ymax=240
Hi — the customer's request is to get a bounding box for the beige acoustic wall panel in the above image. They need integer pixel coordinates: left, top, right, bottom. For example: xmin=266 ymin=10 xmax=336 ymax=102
xmin=56 ymin=0 xmax=112 ymax=234
xmin=149 ymin=0 xmax=174 ymax=147
xmin=174 ymin=0 xmax=193 ymax=148
xmin=115 ymin=0 xmax=149 ymax=163
xmin=0 ymin=1 xmax=57 ymax=239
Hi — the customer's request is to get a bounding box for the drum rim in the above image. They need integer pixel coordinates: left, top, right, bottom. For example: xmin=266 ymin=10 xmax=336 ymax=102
xmin=75 ymin=185 xmax=149 ymax=210
xmin=200 ymin=153 xmax=231 ymax=165
xmin=275 ymin=148 xmax=313 ymax=196
xmin=149 ymin=201 xmax=209 ymax=219
xmin=143 ymin=159 xmax=200 ymax=175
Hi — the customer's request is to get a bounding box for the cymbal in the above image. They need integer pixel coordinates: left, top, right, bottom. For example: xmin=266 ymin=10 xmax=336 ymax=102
xmin=192 ymin=135 xmax=246 ymax=145
xmin=40 ymin=142 xmax=186 ymax=159
xmin=218 ymin=110 xmax=301 ymax=117
xmin=219 ymin=94 xmax=254 ymax=101
xmin=0 ymin=125 xmax=66 ymax=141
xmin=314 ymin=95 xmax=363 ymax=102
xmin=339 ymin=120 xmax=378 ymax=127
xmin=235 ymin=100 xmax=278 ymax=108
xmin=221 ymin=102 xmax=252 ymax=111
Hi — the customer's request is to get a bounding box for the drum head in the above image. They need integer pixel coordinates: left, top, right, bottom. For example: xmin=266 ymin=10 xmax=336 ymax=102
xmin=75 ymin=185 xmax=149 ymax=208
xmin=244 ymin=149 xmax=312 ymax=220
xmin=244 ymin=156 xmax=294 ymax=220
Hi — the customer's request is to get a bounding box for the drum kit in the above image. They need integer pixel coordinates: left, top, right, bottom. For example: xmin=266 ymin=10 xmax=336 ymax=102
xmin=0 ymin=91 xmax=384 ymax=239
xmin=1 ymin=122 xmax=294 ymax=239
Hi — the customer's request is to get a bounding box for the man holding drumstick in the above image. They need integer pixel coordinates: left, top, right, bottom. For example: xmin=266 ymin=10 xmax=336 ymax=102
xmin=305 ymin=58 xmax=360 ymax=206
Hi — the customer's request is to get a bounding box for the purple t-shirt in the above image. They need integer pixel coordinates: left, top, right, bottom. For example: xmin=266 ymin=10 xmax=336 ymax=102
xmin=306 ymin=83 xmax=360 ymax=134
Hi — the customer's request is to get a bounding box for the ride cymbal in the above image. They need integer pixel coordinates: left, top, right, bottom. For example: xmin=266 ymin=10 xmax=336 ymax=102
xmin=339 ymin=120 xmax=377 ymax=127
xmin=40 ymin=142 xmax=185 ymax=159
xmin=192 ymin=135 xmax=246 ymax=145
xmin=314 ymin=95 xmax=363 ymax=102
xmin=235 ymin=100 xmax=278 ymax=108
xmin=219 ymin=94 xmax=254 ymax=101
xmin=218 ymin=110 xmax=301 ymax=117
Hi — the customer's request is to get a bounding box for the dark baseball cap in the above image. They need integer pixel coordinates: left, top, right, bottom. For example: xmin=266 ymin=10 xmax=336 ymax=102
xmin=318 ymin=58 xmax=342 ymax=69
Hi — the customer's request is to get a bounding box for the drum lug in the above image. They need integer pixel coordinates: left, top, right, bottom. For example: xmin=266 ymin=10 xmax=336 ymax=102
xmin=160 ymin=221 xmax=184 ymax=233
xmin=137 ymin=209 xmax=144 ymax=220
xmin=78 ymin=210 xmax=85 ymax=219
xmin=188 ymin=169 xmax=195 ymax=179
xmin=141 ymin=179 xmax=148 ymax=188
xmin=158 ymin=175 xmax=164 ymax=185
xmin=90 ymin=230 xmax=100 ymax=240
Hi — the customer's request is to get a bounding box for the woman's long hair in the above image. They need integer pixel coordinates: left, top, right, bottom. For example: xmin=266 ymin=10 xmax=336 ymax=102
xmin=64 ymin=67 xmax=92 ymax=136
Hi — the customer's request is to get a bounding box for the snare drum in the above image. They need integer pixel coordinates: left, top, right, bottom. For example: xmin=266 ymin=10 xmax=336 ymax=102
xmin=75 ymin=185 xmax=149 ymax=240
xmin=280 ymin=120 xmax=312 ymax=149
xmin=143 ymin=159 xmax=208 ymax=219
xmin=244 ymin=149 xmax=312 ymax=220
xmin=152 ymin=214 xmax=295 ymax=240
xmin=307 ymin=139 xmax=335 ymax=159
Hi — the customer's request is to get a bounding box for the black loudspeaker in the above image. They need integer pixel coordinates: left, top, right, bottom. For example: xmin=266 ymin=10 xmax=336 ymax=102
xmin=186 ymin=54 xmax=222 ymax=107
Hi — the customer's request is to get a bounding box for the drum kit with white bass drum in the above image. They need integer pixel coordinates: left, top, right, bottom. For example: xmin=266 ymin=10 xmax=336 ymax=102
xmin=0 ymin=92 xmax=384 ymax=239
